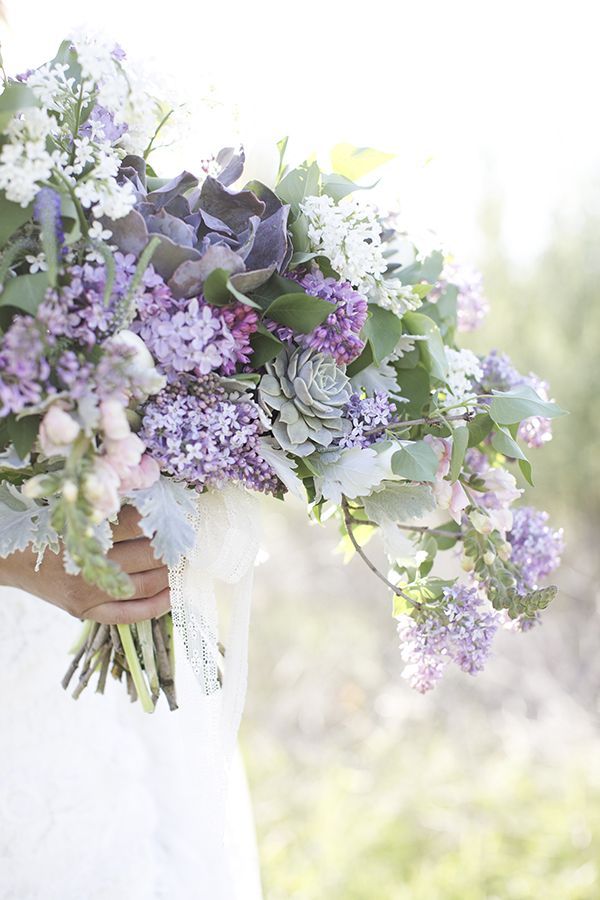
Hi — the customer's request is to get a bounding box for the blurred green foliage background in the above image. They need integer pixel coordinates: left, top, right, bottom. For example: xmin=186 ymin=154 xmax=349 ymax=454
xmin=241 ymin=190 xmax=600 ymax=899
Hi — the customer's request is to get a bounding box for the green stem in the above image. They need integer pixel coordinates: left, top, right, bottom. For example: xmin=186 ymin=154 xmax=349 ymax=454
xmin=117 ymin=623 xmax=155 ymax=713
xmin=69 ymin=79 xmax=86 ymax=166
xmin=136 ymin=620 xmax=159 ymax=700
xmin=143 ymin=107 xmax=175 ymax=161
xmin=68 ymin=619 xmax=92 ymax=654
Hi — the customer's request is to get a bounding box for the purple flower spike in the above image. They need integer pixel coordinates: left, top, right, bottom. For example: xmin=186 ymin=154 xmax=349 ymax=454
xmin=33 ymin=187 xmax=65 ymax=252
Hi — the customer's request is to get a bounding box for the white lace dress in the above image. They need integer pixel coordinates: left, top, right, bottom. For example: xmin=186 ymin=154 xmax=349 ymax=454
xmin=0 ymin=586 xmax=263 ymax=900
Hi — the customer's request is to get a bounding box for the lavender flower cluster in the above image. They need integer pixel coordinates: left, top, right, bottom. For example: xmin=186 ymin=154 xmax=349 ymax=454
xmin=398 ymin=585 xmax=499 ymax=693
xmin=140 ymin=376 xmax=279 ymax=494
xmin=135 ymin=285 xmax=257 ymax=381
xmin=431 ymin=261 xmax=489 ymax=332
xmin=508 ymin=506 xmax=564 ymax=594
xmin=477 ymin=350 xmax=554 ymax=448
xmin=338 ymin=392 xmax=395 ymax=448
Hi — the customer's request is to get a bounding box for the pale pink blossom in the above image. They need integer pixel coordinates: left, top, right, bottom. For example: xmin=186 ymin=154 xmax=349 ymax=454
xmin=99 ymin=399 xmax=130 ymax=441
xmin=424 ymin=434 xmax=470 ymax=523
xmin=84 ymin=457 xmax=121 ymax=518
xmin=104 ymin=433 xmax=145 ymax=476
xmin=39 ymin=405 xmax=81 ymax=456
xmin=118 ymin=453 xmax=160 ymax=492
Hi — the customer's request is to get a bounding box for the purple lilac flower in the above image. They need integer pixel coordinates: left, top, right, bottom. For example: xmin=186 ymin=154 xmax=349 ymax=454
xmin=477 ymin=350 xmax=553 ymax=448
xmin=140 ymin=375 xmax=279 ymax=494
xmin=397 ymin=584 xmax=499 ymax=693
xmin=430 ymin=262 xmax=489 ymax=333
xmin=268 ymin=268 xmax=368 ymax=365
xmin=507 ymin=506 xmax=564 ymax=594
xmin=33 ymin=187 xmax=65 ymax=251
xmin=79 ymin=104 xmax=129 ymax=144
xmin=337 ymin=392 xmax=395 ymax=448
xmin=56 ymin=351 xmax=94 ymax=399
xmin=0 ymin=316 xmax=51 ymax=415
xmin=135 ymin=294 xmax=256 ymax=380
xmin=397 ymin=615 xmax=449 ymax=693
xmin=80 ymin=105 xmax=128 ymax=143
xmin=38 ymin=253 xmax=138 ymax=349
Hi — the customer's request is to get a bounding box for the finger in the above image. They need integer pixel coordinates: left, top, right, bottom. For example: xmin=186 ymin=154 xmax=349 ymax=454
xmin=107 ymin=537 xmax=163 ymax=574
xmin=128 ymin=566 xmax=169 ymax=600
xmin=85 ymin=588 xmax=171 ymax=625
xmin=112 ymin=505 xmax=144 ymax=543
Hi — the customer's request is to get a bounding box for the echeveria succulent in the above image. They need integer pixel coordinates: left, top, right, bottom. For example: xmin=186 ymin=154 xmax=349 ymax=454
xmin=259 ymin=346 xmax=351 ymax=456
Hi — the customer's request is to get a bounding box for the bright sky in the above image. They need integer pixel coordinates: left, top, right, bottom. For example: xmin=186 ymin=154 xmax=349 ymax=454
xmin=2 ymin=0 xmax=598 ymax=264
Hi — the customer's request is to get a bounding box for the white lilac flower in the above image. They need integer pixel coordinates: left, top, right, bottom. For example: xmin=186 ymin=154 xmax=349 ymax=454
xmin=25 ymin=253 xmax=48 ymax=274
xmin=25 ymin=62 xmax=83 ymax=113
xmin=0 ymin=108 xmax=60 ymax=206
xmin=367 ymin=277 xmax=422 ymax=317
xmin=70 ymin=30 xmax=164 ymax=156
xmin=445 ymin=347 xmax=483 ymax=408
xmin=300 ymin=195 xmax=387 ymax=288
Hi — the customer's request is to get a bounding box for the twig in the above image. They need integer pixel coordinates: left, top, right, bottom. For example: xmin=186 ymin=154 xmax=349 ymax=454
xmin=61 ymin=638 xmax=88 ymax=691
xmin=341 ymin=500 xmax=420 ymax=607
xmin=365 ymin=411 xmax=475 ymax=438
xmin=349 ymin=513 xmax=463 ymax=540
xmin=152 ymin=618 xmax=178 ymax=711
xmin=95 ymin=645 xmax=112 ymax=695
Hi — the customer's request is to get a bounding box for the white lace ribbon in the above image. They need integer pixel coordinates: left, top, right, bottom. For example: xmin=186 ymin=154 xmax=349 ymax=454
xmin=168 ymin=485 xmax=261 ymax=782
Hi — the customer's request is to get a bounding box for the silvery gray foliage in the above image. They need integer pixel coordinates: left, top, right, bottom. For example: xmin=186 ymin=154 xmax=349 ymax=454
xmin=0 ymin=485 xmax=53 ymax=558
xmin=259 ymin=346 xmax=351 ymax=456
xmin=127 ymin=476 xmax=197 ymax=567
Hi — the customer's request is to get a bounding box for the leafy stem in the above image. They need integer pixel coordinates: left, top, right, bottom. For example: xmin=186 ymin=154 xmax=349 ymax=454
xmin=341 ymin=498 xmax=421 ymax=607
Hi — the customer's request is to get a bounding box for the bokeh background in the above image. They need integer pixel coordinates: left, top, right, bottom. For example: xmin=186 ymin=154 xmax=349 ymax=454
xmin=2 ymin=1 xmax=599 ymax=896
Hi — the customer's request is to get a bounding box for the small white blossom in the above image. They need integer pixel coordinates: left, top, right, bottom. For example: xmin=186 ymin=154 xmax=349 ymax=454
xmin=88 ymin=221 xmax=112 ymax=242
xmin=25 ymin=253 xmax=48 ymax=274
xmin=300 ymin=195 xmax=387 ymax=289
xmin=445 ymin=348 xmax=483 ymax=408
xmin=0 ymin=108 xmax=59 ymax=206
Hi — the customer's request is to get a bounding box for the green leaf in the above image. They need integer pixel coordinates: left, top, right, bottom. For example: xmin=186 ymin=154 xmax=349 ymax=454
xmin=276 ymin=161 xmax=321 ymax=210
xmin=432 ymin=520 xmax=462 ymax=551
xmin=226 ymin=279 xmax=261 ymax=309
xmin=330 ymin=144 xmax=394 ymax=181
xmin=491 ymin=425 xmax=527 ymax=461
xmin=467 ymin=413 xmax=494 ymax=447
xmin=249 ymin=326 xmax=284 ymax=367
xmin=194 ymin=265 xmax=262 ymax=309
xmin=7 ymin=414 xmax=40 ymax=459
xmin=393 ymin=365 xmax=431 ymax=419
xmin=391 ymin=440 xmax=439 ymax=482
xmin=250 ymin=273 xmax=305 ymax=310
xmin=403 ymin=312 xmax=448 ymax=380
xmin=362 ymin=305 xmax=403 ymax=362
xmin=275 ymin=136 xmax=289 ymax=183
xmin=0 ymin=273 xmax=49 ymax=314
xmin=203 ymin=268 xmax=232 ymax=306
xmin=364 ymin=482 xmax=435 ymax=526
xmin=321 ymin=172 xmax=375 ymax=202
xmin=518 ymin=457 xmax=534 ymax=487
xmin=489 ymin=385 xmax=567 ymax=425
xmin=265 ymin=292 xmax=332 ymax=334
xmin=0 ymin=193 xmax=33 ymax=249
xmin=449 ymin=426 xmax=469 ymax=482
xmin=345 ymin=340 xmax=375 ymax=378
xmin=0 ymin=83 xmax=38 ymax=132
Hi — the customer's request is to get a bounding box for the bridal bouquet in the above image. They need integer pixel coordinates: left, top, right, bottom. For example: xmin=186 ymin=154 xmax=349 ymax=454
xmin=0 ymin=34 xmax=565 ymax=709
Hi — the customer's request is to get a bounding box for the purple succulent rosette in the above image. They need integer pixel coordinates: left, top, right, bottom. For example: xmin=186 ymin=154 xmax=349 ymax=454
xmin=0 ymin=33 xmax=567 ymax=707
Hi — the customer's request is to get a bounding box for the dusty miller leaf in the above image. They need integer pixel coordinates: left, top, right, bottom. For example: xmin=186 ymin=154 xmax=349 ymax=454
xmin=127 ymin=476 xmax=197 ymax=566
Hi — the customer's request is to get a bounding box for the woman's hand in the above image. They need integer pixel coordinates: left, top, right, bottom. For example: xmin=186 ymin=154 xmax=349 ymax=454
xmin=0 ymin=506 xmax=170 ymax=625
